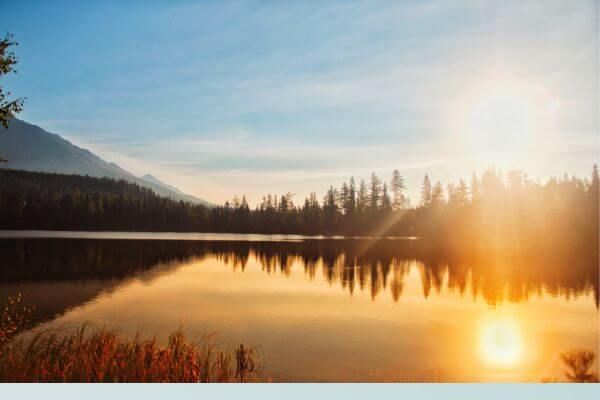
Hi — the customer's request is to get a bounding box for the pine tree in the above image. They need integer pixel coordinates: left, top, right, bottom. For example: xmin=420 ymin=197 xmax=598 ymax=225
xmin=347 ymin=177 xmax=356 ymax=215
xmin=431 ymin=181 xmax=445 ymax=206
xmin=391 ymin=169 xmax=406 ymax=210
xmin=357 ymin=179 xmax=368 ymax=212
xmin=369 ymin=172 xmax=382 ymax=210
xmin=381 ymin=183 xmax=391 ymax=210
xmin=323 ymin=186 xmax=337 ymax=210
xmin=420 ymin=174 xmax=432 ymax=207
xmin=279 ymin=194 xmax=288 ymax=213
xmin=340 ymin=182 xmax=349 ymax=214
xmin=446 ymin=182 xmax=457 ymax=206
xmin=323 ymin=186 xmax=338 ymax=228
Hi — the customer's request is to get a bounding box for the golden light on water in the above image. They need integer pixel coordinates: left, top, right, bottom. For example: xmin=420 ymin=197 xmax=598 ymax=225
xmin=479 ymin=317 xmax=524 ymax=368
xmin=18 ymin=251 xmax=599 ymax=382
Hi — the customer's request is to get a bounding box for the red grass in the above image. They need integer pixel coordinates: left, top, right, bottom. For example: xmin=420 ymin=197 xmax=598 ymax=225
xmin=0 ymin=323 xmax=262 ymax=382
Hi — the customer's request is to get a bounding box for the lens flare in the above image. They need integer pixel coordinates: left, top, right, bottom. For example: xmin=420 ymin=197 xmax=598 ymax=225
xmin=451 ymin=77 xmax=562 ymax=167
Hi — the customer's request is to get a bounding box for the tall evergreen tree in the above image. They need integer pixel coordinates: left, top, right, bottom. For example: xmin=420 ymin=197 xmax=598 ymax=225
xmin=340 ymin=182 xmax=349 ymax=214
xmin=322 ymin=186 xmax=338 ymax=228
xmin=420 ymin=174 xmax=432 ymax=207
xmin=347 ymin=177 xmax=356 ymax=215
xmin=456 ymin=179 xmax=469 ymax=207
xmin=446 ymin=182 xmax=457 ymax=206
xmin=391 ymin=169 xmax=406 ymax=210
xmin=431 ymin=181 xmax=445 ymax=206
xmin=369 ymin=172 xmax=382 ymax=210
xmin=357 ymin=179 xmax=368 ymax=212
xmin=381 ymin=183 xmax=391 ymax=210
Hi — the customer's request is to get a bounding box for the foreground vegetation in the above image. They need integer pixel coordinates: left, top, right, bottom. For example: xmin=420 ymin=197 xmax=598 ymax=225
xmin=0 ymin=326 xmax=261 ymax=383
xmin=2 ymin=294 xmax=598 ymax=382
xmin=559 ymin=349 xmax=598 ymax=383
xmin=0 ymin=295 xmax=261 ymax=383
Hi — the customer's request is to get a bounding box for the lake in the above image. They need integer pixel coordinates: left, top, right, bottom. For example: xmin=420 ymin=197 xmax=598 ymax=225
xmin=0 ymin=231 xmax=598 ymax=382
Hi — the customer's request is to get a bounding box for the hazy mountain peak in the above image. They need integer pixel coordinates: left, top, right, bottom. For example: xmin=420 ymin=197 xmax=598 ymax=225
xmin=141 ymin=174 xmax=186 ymax=196
xmin=0 ymin=118 xmax=211 ymax=206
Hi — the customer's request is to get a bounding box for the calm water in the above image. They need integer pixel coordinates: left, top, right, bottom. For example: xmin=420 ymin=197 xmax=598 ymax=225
xmin=0 ymin=231 xmax=598 ymax=382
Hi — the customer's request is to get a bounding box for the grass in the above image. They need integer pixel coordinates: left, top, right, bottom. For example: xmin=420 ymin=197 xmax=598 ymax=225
xmin=560 ymin=349 xmax=598 ymax=383
xmin=0 ymin=324 xmax=263 ymax=382
xmin=0 ymin=294 xmax=262 ymax=383
xmin=0 ymin=293 xmax=33 ymax=354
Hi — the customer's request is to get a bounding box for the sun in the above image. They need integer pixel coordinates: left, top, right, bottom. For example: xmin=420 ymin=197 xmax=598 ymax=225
xmin=479 ymin=317 xmax=523 ymax=368
xmin=454 ymin=77 xmax=561 ymax=166
xmin=468 ymin=88 xmax=532 ymax=153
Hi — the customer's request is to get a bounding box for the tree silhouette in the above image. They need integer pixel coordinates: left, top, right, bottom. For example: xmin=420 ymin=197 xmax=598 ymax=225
xmin=381 ymin=182 xmax=391 ymax=211
xmin=0 ymin=34 xmax=24 ymax=130
xmin=456 ymin=179 xmax=469 ymax=207
xmin=347 ymin=177 xmax=356 ymax=215
xmin=431 ymin=181 xmax=445 ymax=206
xmin=391 ymin=169 xmax=406 ymax=210
xmin=1 ymin=165 xmax=598 ymax=259
xmin=420 ymin=174 xmax=432 ymax=207
xmin=357 ymin=179 xmax=368 ymax=213
xmin=470 ymin=173 xmax=481 ymax=203
xmin=369 ymin=172 xmax=382 ymax=210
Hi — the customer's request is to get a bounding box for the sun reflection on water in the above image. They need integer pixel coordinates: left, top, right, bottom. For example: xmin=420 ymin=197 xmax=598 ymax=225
xmin=479 ymin=317 xmax=523 ymax=368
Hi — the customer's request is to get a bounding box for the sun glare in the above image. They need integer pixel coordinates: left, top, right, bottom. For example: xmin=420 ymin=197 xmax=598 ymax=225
xmin=454 ymin=78 xmax=561 ymax=166
xmin=479 ymin=317 xmax=524 ymax=368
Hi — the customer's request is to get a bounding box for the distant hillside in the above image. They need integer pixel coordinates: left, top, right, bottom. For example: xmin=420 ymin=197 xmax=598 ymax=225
xmin=0 ymin=168 xmax=212 ymax=231
xmin=0 ymin=119 xmax=211 ymax=206
xmin=140 ymin=174 xmax=204 ymax=205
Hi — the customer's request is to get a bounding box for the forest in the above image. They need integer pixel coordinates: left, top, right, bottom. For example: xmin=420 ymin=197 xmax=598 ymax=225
xmin=0 ymin=166 xmax=597 ymax=255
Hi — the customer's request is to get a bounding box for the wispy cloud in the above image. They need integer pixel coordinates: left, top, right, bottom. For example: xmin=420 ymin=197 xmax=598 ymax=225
xmin=3 ymin=0 xmax=597 ymax=204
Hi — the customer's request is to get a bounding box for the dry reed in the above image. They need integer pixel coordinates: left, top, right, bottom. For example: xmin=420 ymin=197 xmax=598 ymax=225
xmin=0 ymin=323 xmax=262 ymax=382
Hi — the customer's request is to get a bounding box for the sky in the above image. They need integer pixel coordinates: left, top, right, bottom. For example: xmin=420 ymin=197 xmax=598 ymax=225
xmin=1 ymin=0 xmax=598 ymax=205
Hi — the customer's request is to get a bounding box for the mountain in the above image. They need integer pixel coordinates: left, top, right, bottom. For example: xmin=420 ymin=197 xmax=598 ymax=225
xmin=140 ymin=174 xmax=206 ymax=204
xmin=141 ymin=174 xmax=185 ymax=195
xmin=0 ymin=118 xmax=211 ymax=206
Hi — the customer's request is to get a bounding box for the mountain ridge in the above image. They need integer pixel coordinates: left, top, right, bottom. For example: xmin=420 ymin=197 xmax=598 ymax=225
xmin=0 ymin=118 xmax=211 ymax=206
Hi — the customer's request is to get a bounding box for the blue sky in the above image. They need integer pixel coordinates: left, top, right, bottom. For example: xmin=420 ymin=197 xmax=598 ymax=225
xmin=1 ymin=0 xmax=598 ymax=204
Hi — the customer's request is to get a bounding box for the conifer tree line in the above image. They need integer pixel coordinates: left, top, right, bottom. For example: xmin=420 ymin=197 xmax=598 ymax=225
xmin=0 ymin=166 xmax=598 ymax=253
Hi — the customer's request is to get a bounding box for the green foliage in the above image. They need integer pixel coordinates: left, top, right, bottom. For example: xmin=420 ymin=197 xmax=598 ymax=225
xmin=0 ymin=34 xmax=24 ymax=129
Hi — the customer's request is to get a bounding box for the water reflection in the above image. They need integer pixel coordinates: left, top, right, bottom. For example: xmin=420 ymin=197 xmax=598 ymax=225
xmin=0 ymin=237 xmax=597 ymax=382
xmin=479 ymin=317 xmax=523 ymax=368
xmin=0 ymin=238 xmax=597 ymax=322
